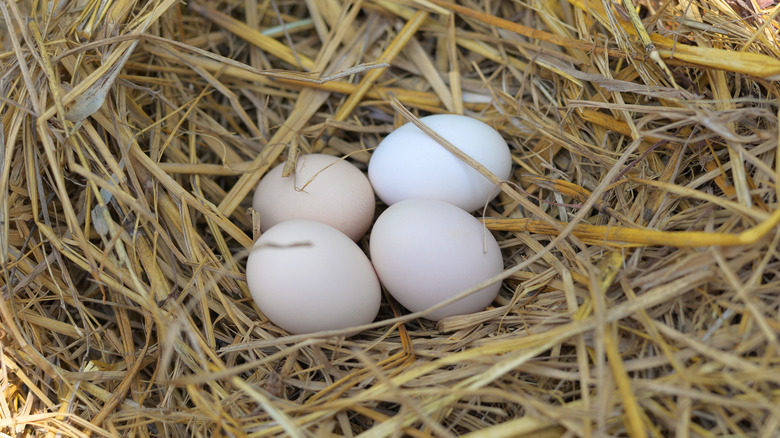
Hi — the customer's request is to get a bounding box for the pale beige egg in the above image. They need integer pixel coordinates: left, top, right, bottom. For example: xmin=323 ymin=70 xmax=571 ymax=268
xmin=246 ymin=220 xmax=381 ymax=335
xmin=253 ymin=154 xmax=375 ymax=241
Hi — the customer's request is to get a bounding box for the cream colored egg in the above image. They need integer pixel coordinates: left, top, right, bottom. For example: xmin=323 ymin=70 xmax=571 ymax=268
xmin=246 ymin=220 xmax=381 ymax=335
xmin=253 ymin=154 xmax=375 ymax=241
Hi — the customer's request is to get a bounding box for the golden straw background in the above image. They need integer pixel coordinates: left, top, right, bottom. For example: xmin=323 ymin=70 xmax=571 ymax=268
xmin=1 ymin=0 xmax=779 ymax=436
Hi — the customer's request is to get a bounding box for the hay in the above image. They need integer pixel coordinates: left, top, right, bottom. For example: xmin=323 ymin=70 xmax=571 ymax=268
xmin=1 ymin=0 xmax=779 ymax=435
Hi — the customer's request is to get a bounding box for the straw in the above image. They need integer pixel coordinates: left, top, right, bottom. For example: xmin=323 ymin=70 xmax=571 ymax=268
xmin=2 ymin=0 xmax=779 ymax=435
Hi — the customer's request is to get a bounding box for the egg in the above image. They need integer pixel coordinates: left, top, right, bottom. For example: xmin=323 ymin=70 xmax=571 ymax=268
xmin=369 ymin=199 xmax=504 ymax=321
xmin=368 ymin=114 xmax=512 ymax=212
xmin=246 ymin=220 xmax=381 ymax=335
xmin=253 ymin=154 xmax=375 ymax=241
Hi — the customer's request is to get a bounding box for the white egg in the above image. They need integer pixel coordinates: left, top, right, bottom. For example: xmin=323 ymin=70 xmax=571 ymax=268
xmin=369 ymin=199 xmax=504 ymax=321
xmin=246 ymin=220 xmax=381 ymax=335
xmin=368 ymin=114 xmax=512 ymax=212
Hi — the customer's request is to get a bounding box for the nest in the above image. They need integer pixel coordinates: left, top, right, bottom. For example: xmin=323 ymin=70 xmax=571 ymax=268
xmin=2 ymin=0 xmax=780 ymax=436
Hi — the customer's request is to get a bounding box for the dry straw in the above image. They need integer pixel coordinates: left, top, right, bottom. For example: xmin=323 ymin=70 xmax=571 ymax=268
xmin=1 ymin=0 xmax=779 ymax=436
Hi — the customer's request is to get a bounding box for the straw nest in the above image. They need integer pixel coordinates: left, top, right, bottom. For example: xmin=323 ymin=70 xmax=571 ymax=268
xmin=2 ymin=0 xmax=780 ymax=436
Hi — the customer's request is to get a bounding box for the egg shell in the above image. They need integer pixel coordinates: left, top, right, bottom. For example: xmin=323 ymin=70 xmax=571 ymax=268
xmin=368 ymin=114 xmax=512 ymax=212
xmin=246 ymin=220 xmax=381 ymax=335
xmin=369 ymin=199 xmax=504 ymax=321
xmin=253 ymin=154 xmax=375 ymax=241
